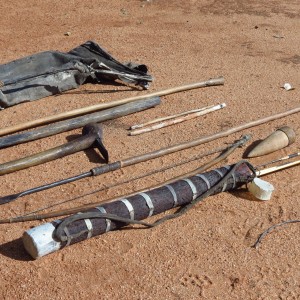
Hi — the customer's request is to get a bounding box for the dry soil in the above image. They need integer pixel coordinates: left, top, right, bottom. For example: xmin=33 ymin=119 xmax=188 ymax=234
xmin=0 ymin=1 xmax=299 ymax=299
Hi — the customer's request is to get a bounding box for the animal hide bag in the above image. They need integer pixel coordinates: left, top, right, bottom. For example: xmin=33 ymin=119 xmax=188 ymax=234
xmin=0 ymin=41 xmax=153 ymax=109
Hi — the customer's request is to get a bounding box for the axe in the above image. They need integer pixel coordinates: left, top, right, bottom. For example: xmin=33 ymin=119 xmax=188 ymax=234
xmin=0 ymin=123 xmax=108 ymax=176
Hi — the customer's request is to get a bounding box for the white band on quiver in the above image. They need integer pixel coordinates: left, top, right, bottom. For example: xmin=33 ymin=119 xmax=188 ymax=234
xmin=121 ymin=199 xmax=135 ymax=220
xmin=139 ymin=192 xmax=154 ymax=217
xmin=77 ymin=212 xmax=93 ymax=239
xmin=223 ymin=165 xmax=236 ymax=188
xmin=83 ymin=219 xmax=93 ymax=239
xmin=96 ymin=206 xmax=111 ymax=232
xmin=166 ymin=184 xmax=178 ymax=207
xmin=182 ymin=179 xmax=197 ymax=200
xmin=196 ymin=174 xmax=211 ymax=190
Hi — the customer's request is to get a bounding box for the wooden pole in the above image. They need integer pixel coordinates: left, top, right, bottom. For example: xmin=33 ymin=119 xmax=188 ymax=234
xmin=0 ymin=97 xmax=161 ymax=149
xmin=122 ymin=105 xmax=300 ymax=166
xmin=256 ymin=152 xmax=300 ymax=168
xmin=0 ymin=77 xmax=225 ymax=136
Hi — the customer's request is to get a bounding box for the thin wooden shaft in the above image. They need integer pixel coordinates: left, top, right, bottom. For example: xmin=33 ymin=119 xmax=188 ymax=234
xmin=220 ymin=106 xmax=300 ymax=134
xmin=129 ymin=103 xmax=226 ymax=135
xmin=0 ymin=77 xmax=224 ymax=136
xmin=256 ymin=159 xmax=300 ymax=176
xmin=130 ymin=104 xmax=216 ymax=130
xmin=256 ymin=152 xmax=300 ymax=168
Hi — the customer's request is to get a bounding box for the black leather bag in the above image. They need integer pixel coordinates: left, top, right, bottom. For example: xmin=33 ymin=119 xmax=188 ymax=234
xmin=0 ymin=41 xmax=152 ymax=108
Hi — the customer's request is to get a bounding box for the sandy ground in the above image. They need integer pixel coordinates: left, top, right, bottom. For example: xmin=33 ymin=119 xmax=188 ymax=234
xmin=0 ymin=1 xmax=299 ymax=299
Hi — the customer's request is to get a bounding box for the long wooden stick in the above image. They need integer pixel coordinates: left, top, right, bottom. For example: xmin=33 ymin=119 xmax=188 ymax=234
xmin=0 ymin=77 xmax=225 ymax=136
xmin=256 ymin=152 xmax=300 ymax=168
xmin=129 ymin=103 xmax=226 ymax=136
xmin=0 ymin=97 xmax=161 ymax=149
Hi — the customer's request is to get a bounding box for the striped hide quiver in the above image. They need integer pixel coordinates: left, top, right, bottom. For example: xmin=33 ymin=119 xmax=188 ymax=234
xmin=23 ymin=162 xmax=255 ymax=259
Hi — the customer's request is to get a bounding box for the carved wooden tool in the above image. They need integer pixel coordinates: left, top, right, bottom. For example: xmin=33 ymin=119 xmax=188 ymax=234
xmin=246 ymin=126 xmax=296 ymax=157
xmin=0 ymin=123 xmax=108 ymax=176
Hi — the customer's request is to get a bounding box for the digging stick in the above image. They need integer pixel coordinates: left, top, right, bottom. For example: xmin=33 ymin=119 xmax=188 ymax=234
xmin=0 ymin=97 xmax=161 ymax=149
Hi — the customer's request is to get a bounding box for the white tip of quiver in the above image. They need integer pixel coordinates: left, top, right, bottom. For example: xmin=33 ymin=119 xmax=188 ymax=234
xmin=248 ymin=177 xmax=274 ymax=201
xmin=22 ymin=222 xmax=62 ymax=259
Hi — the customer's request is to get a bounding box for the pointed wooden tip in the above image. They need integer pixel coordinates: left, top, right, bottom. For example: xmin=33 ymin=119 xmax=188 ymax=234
xmin=247 ymin=126 xmax=296 ymax=157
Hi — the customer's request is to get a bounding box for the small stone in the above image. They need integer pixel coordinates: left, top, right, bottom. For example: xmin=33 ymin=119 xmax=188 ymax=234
xmin=283 ymin=83 xmax=294 ymax=91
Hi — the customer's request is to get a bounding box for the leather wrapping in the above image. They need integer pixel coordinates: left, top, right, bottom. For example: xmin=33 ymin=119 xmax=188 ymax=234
xmin=0 ymin=41 xmax=152 ymax=108
xmin=54 ymin=163 xmax=254 ymax=247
